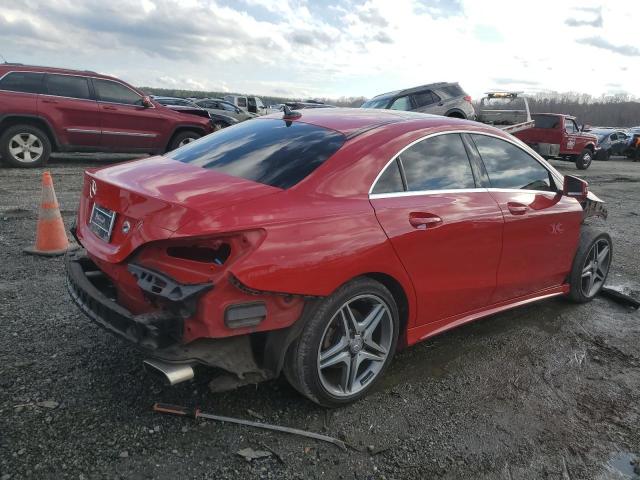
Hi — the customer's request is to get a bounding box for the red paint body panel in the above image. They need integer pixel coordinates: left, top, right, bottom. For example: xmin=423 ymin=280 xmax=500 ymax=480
xmin=488 ymin=191 xmax=583 ymax=302
xmin=514 ymin=114 xmax=597 ymax=155
xmin=370 ymin=191 xmax=503 ymax=324
xmin=70 ymin=109 xmax=593 ymax=351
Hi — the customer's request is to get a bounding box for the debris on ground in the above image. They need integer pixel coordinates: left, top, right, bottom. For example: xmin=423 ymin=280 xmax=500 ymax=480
xmin=236 ymin=447 xmax=272 ymax=462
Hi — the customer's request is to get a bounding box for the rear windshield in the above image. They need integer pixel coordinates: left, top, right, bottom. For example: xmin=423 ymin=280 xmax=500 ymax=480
xmin=168 ymin=119 xmax=346 ymax=189
xmin=532 ymin=115 xmax=561 ymax=129
xmin=480 ymin=97 xmax=526 ymax=110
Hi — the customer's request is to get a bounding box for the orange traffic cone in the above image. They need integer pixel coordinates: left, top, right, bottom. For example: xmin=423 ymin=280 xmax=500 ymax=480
xmin=23 ymin=172 xmax=78 ymax=256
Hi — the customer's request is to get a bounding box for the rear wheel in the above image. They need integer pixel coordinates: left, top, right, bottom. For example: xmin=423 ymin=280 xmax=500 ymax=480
xmin=284 ymin=278 xmax=399 ymax=407
xmin=568 ymin=226 xmax=612 ymax=303
xmin=0 ymin=125 xmax=51 ymax=168
xmin=167 ymin=130 xmax=201 ymax=152
xmin=575 ymin=149 xmax=593 ymax=170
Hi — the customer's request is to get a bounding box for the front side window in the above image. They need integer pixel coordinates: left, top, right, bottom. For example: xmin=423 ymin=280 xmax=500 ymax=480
xmin=0 ymin=72 xmax=45 ymax=94
xmin=389 ymin=96 xmax=412 ymax=111
xmin=565 ymin=120 xmax=576 ymax=133
xmin=400 ymin=134 xmax=476 ymax=191
xmin=220 ymin=103 xmax=236 ymax=112
xmin=169 ymin=119 xmax=345 ymax=189
xmin=471 ymin=134 xmax=553 ymax=192
xmin=93 ymin=79 xmax=142 ymax=105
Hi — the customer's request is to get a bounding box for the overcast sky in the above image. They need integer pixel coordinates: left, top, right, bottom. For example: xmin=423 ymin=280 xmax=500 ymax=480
xmin=1 ymin=0 xmax=638 ymax=100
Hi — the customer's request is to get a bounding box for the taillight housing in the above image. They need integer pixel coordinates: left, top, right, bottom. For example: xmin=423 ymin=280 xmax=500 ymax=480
xmin=463 ymin=95 xmax=472 ymax=103
xmin=132 ymin=229 xmax=266 ymax=284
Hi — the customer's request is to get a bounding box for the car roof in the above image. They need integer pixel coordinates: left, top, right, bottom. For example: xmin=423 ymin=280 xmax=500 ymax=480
xmin=371 ymin=82 xmax=458 ymax=100
xmin=0 ymin=63 xmax=125 ymax=84
xmin=259 ymin=107 xmax=482 ymax=138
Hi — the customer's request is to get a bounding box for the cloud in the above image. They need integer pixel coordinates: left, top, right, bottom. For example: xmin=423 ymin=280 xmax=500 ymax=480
xmin=356 ymin=5 xmax=389 ymax=27
xmin=565 ymin=6 xmax=603 ymax=28
xmin=580 ymin=36 xmax=640 ymax=56
xmin=373 ymin=31 xmax=393 ymax=44
xmin=492 ymin=78 xmax=541 ymax=86
xmin=291 ymin=29 xmax=335 ymax=47
xmin=413 ymin=0 xmax=463 ymax=18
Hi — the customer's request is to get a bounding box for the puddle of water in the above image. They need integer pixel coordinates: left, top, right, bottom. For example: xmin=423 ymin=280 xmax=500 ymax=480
xmin=608 ymin=452 xmax=640 ymax=479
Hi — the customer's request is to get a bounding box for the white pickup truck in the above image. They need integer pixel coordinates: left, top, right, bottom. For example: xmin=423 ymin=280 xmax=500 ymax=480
xmin=476 ymin=91 xmax=535 ymax=134
xmin=223 ymin=95 xmax=280 ymax=116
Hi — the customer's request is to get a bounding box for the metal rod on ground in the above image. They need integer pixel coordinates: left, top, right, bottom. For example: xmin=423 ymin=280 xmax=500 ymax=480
xmin=600 ymin=287 xmax=640 ymax=310
xmin=152 ymin=403 xmax=347 ymax=451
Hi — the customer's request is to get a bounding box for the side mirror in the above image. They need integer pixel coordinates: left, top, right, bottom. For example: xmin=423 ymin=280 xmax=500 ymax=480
xmin=563 ymin=175 xmax=588 ymax=200
xmin=141 ymin=96 xmax=154 ymax=108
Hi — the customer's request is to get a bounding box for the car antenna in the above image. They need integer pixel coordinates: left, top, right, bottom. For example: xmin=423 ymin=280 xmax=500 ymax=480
xmin=282 ymin=104 xmax=301 ymax=119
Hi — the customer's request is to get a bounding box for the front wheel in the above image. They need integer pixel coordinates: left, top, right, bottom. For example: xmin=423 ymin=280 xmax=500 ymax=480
xmin=575 ymin=149 xmax=593 ymax=170
xmin=284 ymin=278 xmax=399 ymax=407
xmin=568 ymin=226 xmax=612 ymax=303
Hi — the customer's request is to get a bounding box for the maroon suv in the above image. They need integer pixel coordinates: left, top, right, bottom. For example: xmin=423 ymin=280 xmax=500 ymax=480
xmin=0 ymin=64 xmax=214 ymax=167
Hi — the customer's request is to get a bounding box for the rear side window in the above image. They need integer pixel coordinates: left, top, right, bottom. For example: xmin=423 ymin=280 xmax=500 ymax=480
xmin=532 ymin=115 xmax=560 ymax=129
xmin=471 ymin=134 xmax=553 ymax=191
xmin=400 ymin=134 xmax=476 ymax=191
xmin=372 ymin=159 xmax=404 ymax=194
xmin=413 ymin=91 xmax=439 ymax=108
xmin=0 ymin=72 xmax=45 ymax=94
xmin=93 ymin=79 xmax=141 ymax=105
xmin=169 ymin=119 xmax=345 ymax=189
xmin=46 ymin=74 xmax=91 ymax=100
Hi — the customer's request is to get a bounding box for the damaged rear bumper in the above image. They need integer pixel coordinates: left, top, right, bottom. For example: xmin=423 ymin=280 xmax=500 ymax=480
xmin=65 ymin=249 xmax=274 ymax=386
xmin=65 ymin=249 xmax=189 ymax=349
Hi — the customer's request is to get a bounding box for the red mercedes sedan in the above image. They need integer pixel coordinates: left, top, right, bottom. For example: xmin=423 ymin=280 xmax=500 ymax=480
xmin=66 ymin=108 xmax=611 ymax=406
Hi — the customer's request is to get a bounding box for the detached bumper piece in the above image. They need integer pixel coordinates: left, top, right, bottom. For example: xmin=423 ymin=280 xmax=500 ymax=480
xmin=65 ymin=250 xmax=209 ymax=350
xmin=127 ymin=263 xmax=212 ymax=317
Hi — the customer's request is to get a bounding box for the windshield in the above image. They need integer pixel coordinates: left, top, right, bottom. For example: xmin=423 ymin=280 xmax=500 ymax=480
xmin=361 ymin=96 xmax=392 ymax=109
xmin=168 ymin=119 xmax=346 ymax=189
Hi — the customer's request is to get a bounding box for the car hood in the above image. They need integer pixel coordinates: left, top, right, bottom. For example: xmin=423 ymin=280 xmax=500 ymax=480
xmin=77 ymin=156 xmax=281 ymax=263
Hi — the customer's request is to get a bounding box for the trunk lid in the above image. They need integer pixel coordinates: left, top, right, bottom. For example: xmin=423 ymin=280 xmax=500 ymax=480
xmin=77 ymin=156 xmax=280 ymax=263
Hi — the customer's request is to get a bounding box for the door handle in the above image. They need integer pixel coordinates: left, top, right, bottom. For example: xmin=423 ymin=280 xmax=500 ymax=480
xmin=41 ymin=98 xmax=58 ymax=104
xmin=409 ymin=213 xmax=443 ymax=229
xmin=507 ymin=202 xmax=528 ymax=215
xmin=102 ymin=105 xmax=117 ymax=111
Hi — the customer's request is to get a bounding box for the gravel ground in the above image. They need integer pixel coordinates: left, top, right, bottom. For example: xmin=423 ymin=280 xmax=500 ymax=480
xmin=1 ymin=154 xmax=639 ymax=480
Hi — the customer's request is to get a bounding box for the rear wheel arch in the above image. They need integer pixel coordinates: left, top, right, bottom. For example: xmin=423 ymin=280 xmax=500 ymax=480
xmin=0 ymin=115 xmax=59 ymax=150
xmin=362 ymin=272 xmax=410 ymax=348
xmin=445 ymin=109 xmax=465 ymax=119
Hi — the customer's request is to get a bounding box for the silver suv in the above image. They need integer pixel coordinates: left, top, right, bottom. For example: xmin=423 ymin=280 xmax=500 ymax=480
xmin=361 ymin=82 xmax=475 ymax=119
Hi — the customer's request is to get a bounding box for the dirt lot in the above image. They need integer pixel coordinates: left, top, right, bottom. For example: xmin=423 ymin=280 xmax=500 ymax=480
xmin=1 ymin=154 xmax=639 ymax=480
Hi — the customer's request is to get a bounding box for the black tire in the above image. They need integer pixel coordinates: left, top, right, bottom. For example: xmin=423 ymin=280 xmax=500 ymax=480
xmin=0 ymin=124 xmax=51 ymax=168
xmin=575 ymin=149 xmax=593 ymax=170
xmin=284 ymin=278 xmax=399 ymax=407
xmin=597 ymin=148 xmax=611 ymax=161
xmin=567 ymin=226 xmax=612 ymax=303
xmin=167 ymin=130 xmax=201 ymax=152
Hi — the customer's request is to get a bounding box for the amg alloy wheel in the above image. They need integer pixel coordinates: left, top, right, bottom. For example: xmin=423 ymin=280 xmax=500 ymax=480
xmin=568 ymin=226 xmax=612 ymax=303
xmin=317 ymin=294 xmax=394 ymax=398
xmin=284 ymin=278 xmax=399 ymax=407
